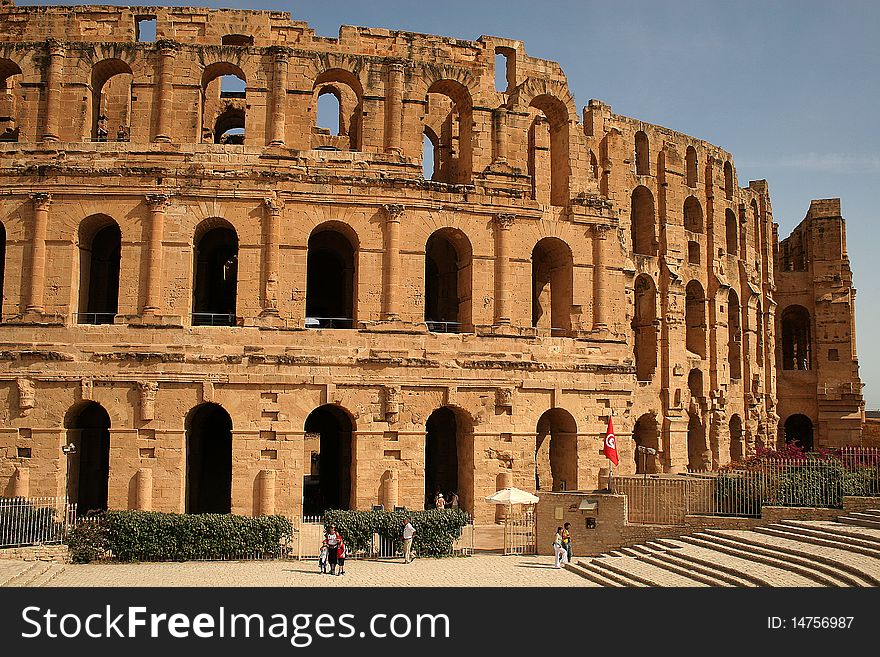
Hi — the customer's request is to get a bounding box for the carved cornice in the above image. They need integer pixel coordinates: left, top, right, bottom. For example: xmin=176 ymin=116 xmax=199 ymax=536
xmin=29 ymin=193 xmax=51 ymax=209
xmin=263 ymin=197 xmax=285 ymax=214
xmin=493 ymin=212 xmax=515 ymax=230
xmin=145 ymin=194 xmax=171 ymax=210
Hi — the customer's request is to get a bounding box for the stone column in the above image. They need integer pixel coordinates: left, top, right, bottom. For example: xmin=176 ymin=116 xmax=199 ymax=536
xmin=42 ymin=39 xmax=64 ymax=142
xmin=12 ymin=466 xmax=29 ymax=498
xmin=268 ymin=47 xmax=290 ymax=147
xmin=382 ymin=204 xmax=404 ymax=320
xmin=385 ymin=63 xmax=404 ymax=154
xmin=154 ymin=41 xmax=177 ymax=143
xmin=143 ymin=194 xmax=169 ymax=315
xmin=493 ymin=213 xmax=515 ymax=325
xmin=591 ymin=224 xmax=611 ymax=331
xmin=495 ymin=471 xmax=512 ymax=522
xmin=136 ymin=468 xmax=153 ymax=511
xmin=258 ymin=470 xmax=276 ymax=515
xmin=262 ymin=198 xmax=283 ymax=316
xmin=26 ymin=193 xmax=51 ymax=314
xmin=381 ymin=470 xmax=399 ymax=510
xmin=493 ymin=108 xmax=508 ymax=164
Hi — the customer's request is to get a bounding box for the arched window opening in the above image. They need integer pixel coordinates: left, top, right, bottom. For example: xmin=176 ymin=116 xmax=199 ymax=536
xmin=90 ymin=59 xmax=133 ymax=142
xmin=688 ymin=370 xmax=704 ymax=408
xmin=424 ymin=80 xmax=473 ymax=184
xmin=633 ymin=413 xmax=660 ymax=474
xmin=685 ymin=146 xmax=698 ymax=187
xmin=723 ymin=160 xmax=734 ymax=200
xmin=631 ymin=186 xmax=656 ymax=256
xmin=221 ymin=34 xmax=254 ymax=46
xmin=494 ymin=47 xmax=516 ymax=93
xmin=729 ymin=415 xmax=744 ymax=463
xmin=303 ymin=405 xmax=353 ymax=515
xmin=535 ymin=408 xmax=578 ymax=491
xmin=632 ymin=274 xmax=657 ymax=381
xmin=725 ymin=208 xmax=738 ymax=256
xmin=78 ymin=217 xmax=121 ymax=325
xmin=589 ymin=150 xmax=599 ymax=180
xmin=687 ymin=411 xmax=708 ymax=471
xmin=317 ymin=89 xmax=341 ymax=136
xmin=312 ymin=71 xmax=362 ymax=151
xmin=0 ymin=59 xmax=23 ymax=142
xmin=0 ymin=222 xmax=6 ymax=320
xmin=192 ymin=223 xmax=238 ymax=326
xmin=528 ymin=94 xmax=570 ymax=206
xmin=306 ymin=225 xmax=357 ymax=329
xmin=422 ymin=128 xmax=438 ymax=180
xmin=781 ymin=305 xmax=812 ymax=371
xmin=684 ymin=196 xmax=703 ymax=233
xmin=201 ymin=63 xmax=246 ymax=144
xmin=634 ymin=130 xmax=650 ymax=175
xmin=688 ymin=241 xmax=700 ymax=265
xmin=756 ymin=301 xmax=764 ymax=367
xmin=685 ymin=281 xmax=707 ymax=358
xmin=425 ymin=228 xmax=472 ymax=333
xmin=531 ymin=237 xmax=573 ymax=336
xmin=185 ymin=403 xmax=232 ymax=514
xmin=425 ymin=407 xmax=474 ymax=513
xmin=65 ymin=402 xmax=111 ymax=515
xmin=728 ymin=290 xmax=742 ymax=380
xmin=752 ymin=200 xmax=761 ymax=255
xmin=784 ymin=414 xmax=814 ymax=452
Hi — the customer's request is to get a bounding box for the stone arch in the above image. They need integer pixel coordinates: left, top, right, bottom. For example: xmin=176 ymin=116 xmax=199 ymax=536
xmin=0 ymin=58 xmax=24 ymax=141
xmin=728 ymin=289 xmax=742 ymax=380
xmin=425 ymin=227 xmax=473 ymax=333
xmin=192 ymin=218 xmax=238 ymax=326
xmin=723 ymin=160 xmax=734 ymax=200
xmin=687 ymin=411 xmax=708 ymax=471
xmin=783 ymin=414 xmax=814 ymax=452
xmin=531 ymin=237 xmax=573 ymax=336
xmin=631 ymin=186 xmax=656 ymax=256
xmin=685 ymin=145 xmax=698 ymax=187
xmin=528 ymin=93 xmax=571 ymax=206
xmin=780 ymin=304 xmax=812 ymax=371
xmin=688 ymin=368 xmax=704 ymax=399
xmin=422 ymin=124 xmax=439 ymax=179
xmin=685 ymin=280 xmax=707 ymax=358
xmin=425 ymin=406 xmax=475 ymax=513
xmin=632 ymin=274 xmax=657 ymax=381
xmin=185 ymin=402 xmax=232 ymax=514
xmin=313 ymin=68 xmax=364 ymax=151
xmin=634 ymin=130 xmax=650 ymax=175
xmin=729 ymin=414 xmax=744 ymax=463
xmin=306 ymin=221 xmax=358 ymax=329
xmin=535 ymin=408 xmax=578 ymax=491
xmin=303 ymin=404 xmax=356 ymax=514
xmin=64 ymin=401 xmax=111 ymax=514
xmin=422 ymin=78 xmax=473 ymax=184
xmin=89 ymin=58 xmax=133 ymax=142
xmin=200 ymin=61 xmax=247 ymax=144
xmin=632 ymin=412 xmax=660 ymax=473
xmin=77 ymin=214 xmax=121 ymax=325
xmin=725 ymin=208 xmax=738 ymax=256
xmin=684 ymin=196 xmax=703 ymax=233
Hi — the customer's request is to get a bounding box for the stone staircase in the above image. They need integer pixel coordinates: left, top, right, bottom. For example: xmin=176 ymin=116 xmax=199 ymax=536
xmin=565 ymin=515 xmax=880 ymax=587
xmin=0 ymin=561 xmax=66 ymax=587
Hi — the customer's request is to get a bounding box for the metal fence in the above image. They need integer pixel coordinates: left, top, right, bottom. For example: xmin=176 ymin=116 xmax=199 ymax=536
xmin=616 ymin=447 xmax=880 ymax=525
xmin=0 ymin=497 xmax=77 ymax=548
xmin=502 ymin=510 xmax=536 ymax=555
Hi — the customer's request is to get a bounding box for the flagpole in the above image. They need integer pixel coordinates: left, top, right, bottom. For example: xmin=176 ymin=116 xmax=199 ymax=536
xmin=607 ymin=408 xmax=614 ymax=493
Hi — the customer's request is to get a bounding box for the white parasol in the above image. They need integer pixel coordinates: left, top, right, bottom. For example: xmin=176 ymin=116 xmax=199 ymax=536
xmin=485 ymin=487 xmax=540 ymax=505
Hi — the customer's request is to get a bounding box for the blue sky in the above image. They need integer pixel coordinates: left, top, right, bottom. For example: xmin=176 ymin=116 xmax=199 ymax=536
xmin=27 ymin=1 xmax=880 ymax=407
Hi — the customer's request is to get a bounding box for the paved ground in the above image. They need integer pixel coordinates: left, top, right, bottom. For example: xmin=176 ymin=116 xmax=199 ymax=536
xmin=0 ymin=555 xmax=596 ymax=587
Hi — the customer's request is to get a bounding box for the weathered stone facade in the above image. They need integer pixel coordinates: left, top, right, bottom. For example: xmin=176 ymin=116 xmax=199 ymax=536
xmin=0 ymin=3 xmax=864 ymax=521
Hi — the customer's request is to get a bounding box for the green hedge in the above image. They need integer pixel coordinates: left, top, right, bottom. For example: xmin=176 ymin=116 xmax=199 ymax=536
xmin=323 ymin=508 xmax=469 ymax=558
xmin=67 ymin=511 xmax=293 ymax=563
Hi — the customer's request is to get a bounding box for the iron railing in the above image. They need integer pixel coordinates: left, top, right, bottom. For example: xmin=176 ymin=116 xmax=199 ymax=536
xmin=192 ymin=312 xmax=238 ymax=326
xmin=305 ymin=317 xmax=354 ymax=329
xmin=425 ymin=320 xmax=463 ymax=334
xmin=0 ymin=497 xmax=77 ymax=548
xmin=74 ymin=312 xmax=117 ymax=325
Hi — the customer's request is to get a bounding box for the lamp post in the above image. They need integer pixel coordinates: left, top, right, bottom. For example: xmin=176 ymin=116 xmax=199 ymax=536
xmin=61 ymin=443 xmax=76 ymax=506
xmin=635 ymin=445 xmax=657 ymax=480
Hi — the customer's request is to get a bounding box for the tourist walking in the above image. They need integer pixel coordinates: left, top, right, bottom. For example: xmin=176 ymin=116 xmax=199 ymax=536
xmin=325 ymin=524 xmax=342 ymax=575
xmin=336 ymin=538 xmax=347 ymax=576
xmin=449 ymin=492 xmax=459 ymax=509
xmin=562 ymin=522 xmax=573 ymax=563
xmin=318 ymin=540 xmax=329 ymax=574
xmin=435 ymin=492 xmax=446 ymax=509
xmin=402 ymin=517 xmax=416 ymax=563
xmin=553 ymin=527 xmax=567 ymax=568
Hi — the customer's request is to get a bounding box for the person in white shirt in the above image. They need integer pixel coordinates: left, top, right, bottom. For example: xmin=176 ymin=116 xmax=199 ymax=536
xmin=402 ymin=518 xmax=416 ymax=563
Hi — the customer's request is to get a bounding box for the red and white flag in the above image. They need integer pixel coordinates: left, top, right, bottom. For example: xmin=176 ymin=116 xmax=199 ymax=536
xmin=602 ymin=415 xmax=619 ymax=466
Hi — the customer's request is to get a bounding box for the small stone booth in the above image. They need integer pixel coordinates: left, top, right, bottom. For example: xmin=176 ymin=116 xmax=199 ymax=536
xmin=536 ymin=491 xmax=623 ymax=557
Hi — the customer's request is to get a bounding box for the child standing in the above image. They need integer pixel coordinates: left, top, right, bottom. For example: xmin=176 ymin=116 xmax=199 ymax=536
xmin=336 ymin=538 xmax=347 ymax=576
xmin=318 ymin=540 xmax=329 ymax=574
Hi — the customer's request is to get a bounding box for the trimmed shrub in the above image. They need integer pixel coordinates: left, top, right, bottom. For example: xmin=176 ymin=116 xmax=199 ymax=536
xmin=67 ymin=511 xmax=293 ymax=563
xmin=323 ymin=508 xmax=469 ymax=558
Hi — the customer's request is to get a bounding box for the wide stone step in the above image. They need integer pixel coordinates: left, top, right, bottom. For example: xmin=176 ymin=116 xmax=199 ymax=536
xmin=837 ymin=515 xmax=880 ymax=530
xmin=628 ymin=550 xmax=733 ymax=587
xmin=0 ymin=561 xmax=35 ymax=587
xmin=645 ymin=540 xmax=768 ymax=587
xmin=2 ymin=562 xmax=51 ymax=587
xmin=26 ymin=563 xmax=66 ymax=587
xmin=783 ymin=520 xmax=880 ymax=545
xmin=757 ymin=525 xmax=880 ymax=559
xmin=641 ymin=542 xmax=757 ymax=587
xmin=703 ymin=530 xmax=877 ymax=586
xmin=678 ymin=534 xmax=847 ymax=586
xmin=564 ymin=561 xmax=624 ymax=587
xmin=584 ymin=557 xmax=650 ymax=587
xmin=588 ymin=556 xmax=691 ymax=587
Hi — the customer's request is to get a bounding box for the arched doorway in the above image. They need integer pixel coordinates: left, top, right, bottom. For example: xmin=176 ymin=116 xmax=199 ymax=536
xmin=192 ymin=222 xmax=238 ymax=326
xmin=305 ymin=224 xmax=357 ymax=329
xmin=633 ymin=274 xmax=657 ymax=380
xmin=425 ymin=228 xmax=472 ymax=333
xmin=780 ymin=305 xmax=812 ymax=370
xmin=303 ymin=405 xmax=353 ymax=515
xmin=632 ymin=413 xmax=660 ymax=473
xmin=687 ymin=411 xmax=708 ymax=471
xmin=729 ymin=414 xmax=744 ymax=463
xmin=784 ymin=414 xmax=814 ymax=452
xmin=78 ymin=216 xmax=121 ymax=324
xmin=685 ymin=280 xmax=707 ymax=358
xmin=65 ymin=402 xmax=111 ymax=514
xmin=425 ymin=407 xmax=474 ymax=512
xmin=185 ymin=403 xmax=232 ymax=514
xmin=532 ymin=238 xmax=573 ymax=336
xmin=535 ymin=408 xmax=578 ymax=491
